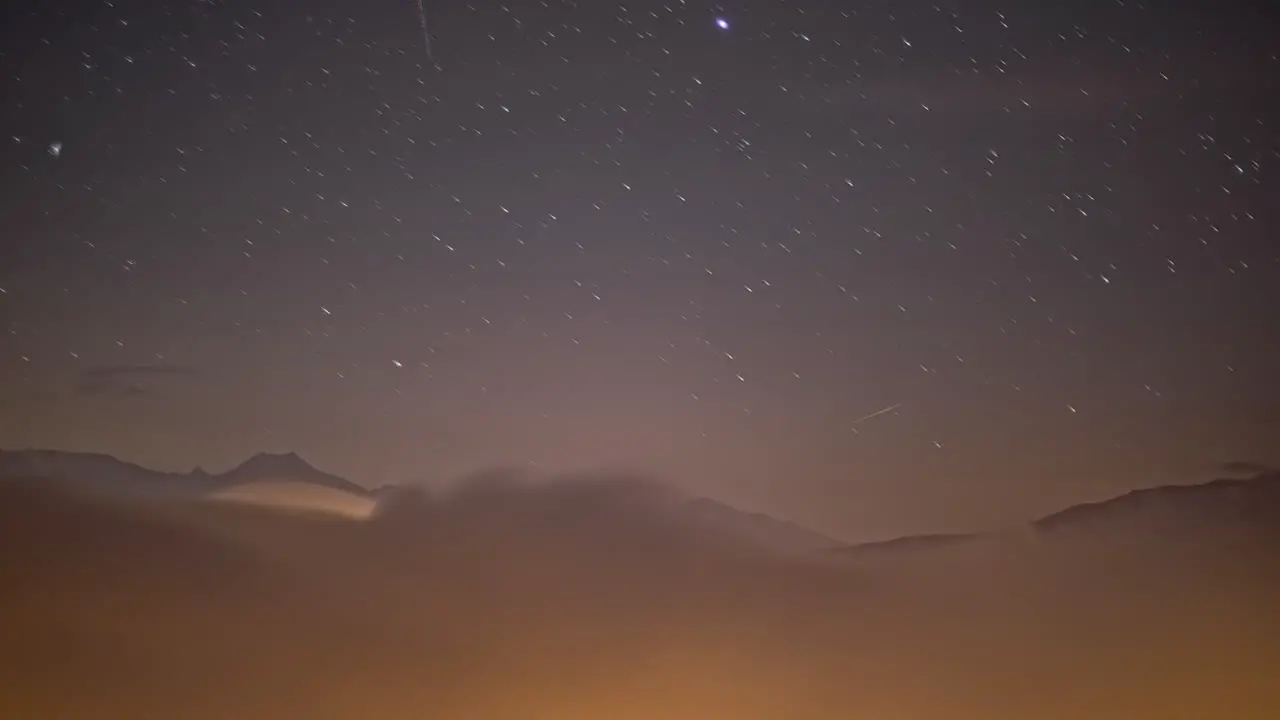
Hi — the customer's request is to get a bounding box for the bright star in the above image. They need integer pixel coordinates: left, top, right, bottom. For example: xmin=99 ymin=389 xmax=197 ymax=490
xmin=715 ymin=18 xmax=729 ymax=30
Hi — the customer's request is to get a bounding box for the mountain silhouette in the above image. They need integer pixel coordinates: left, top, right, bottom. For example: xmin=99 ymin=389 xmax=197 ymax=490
xmin=0 ymin=449 xmax=834 ymax=548
xmin=0 ymin=448 xmax=372 ymax=509
xmin=1034 ymin=472 xmax=1280 ymax=535
xmin=828 ymin=469 xmax=1280 ymax=564
xmin=827 ymin=531 xmax=978 ymax=559
xmin=0 ymin=448 xmax=218 ymax=499
xmin=218 ymin=452 xmax=370 ymax=496
xmin=6 ymin=447 xmax=1279 ymax=559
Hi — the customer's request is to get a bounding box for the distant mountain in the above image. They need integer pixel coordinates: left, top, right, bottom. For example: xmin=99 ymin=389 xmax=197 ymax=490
xmin=0 ymin=448 xmax=373 ymax=515
xmin=25 ymin=447 xmax=1277 ymax=561
xmin=828 ymin=532 xmax=978 ymax=560
xmin=0 ymin=449 xmax=844 ymax=549
xmin=829 ymin=471 xmax=1280 ymax=562
xmin=680 ymin=496 xmax=841 ymax=553
xmin=0 ymin=448 xmax=217 ymax=500
xmin=218 ymin=452 xmax=370 ymax=496
xmin=1034 ymin=473 xmax=1280 ymax=536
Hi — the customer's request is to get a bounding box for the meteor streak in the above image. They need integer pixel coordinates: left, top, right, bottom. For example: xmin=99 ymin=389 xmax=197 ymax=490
xmin=414 ymin=0 xmax=434 ymax=62
xmin=851 ymin=403 xmax=902 ymax=425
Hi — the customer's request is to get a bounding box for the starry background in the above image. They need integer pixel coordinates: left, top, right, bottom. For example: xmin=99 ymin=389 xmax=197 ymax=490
xmin=1 ymin=0 xmax=1276 ymax=540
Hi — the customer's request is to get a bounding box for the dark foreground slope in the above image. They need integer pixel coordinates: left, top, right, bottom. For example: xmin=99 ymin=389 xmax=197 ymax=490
xmin=2 ymin=473 xmax=1279 ymax=720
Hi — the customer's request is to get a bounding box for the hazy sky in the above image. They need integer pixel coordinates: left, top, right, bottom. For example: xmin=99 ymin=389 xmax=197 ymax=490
xmin=1 ymin=0 xmax=1277 ymax=540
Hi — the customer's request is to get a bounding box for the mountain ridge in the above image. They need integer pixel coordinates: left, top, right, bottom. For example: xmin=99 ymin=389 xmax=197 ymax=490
xmin=4 ymin=447 xmax=1278 ymax=556
xmin=0 ymin=447 xmax=372 ymax=500
xmin=830 ymin=470 xmax=1280 ymax=560
xmin=0 ymin=448 xmax=835 ymax=551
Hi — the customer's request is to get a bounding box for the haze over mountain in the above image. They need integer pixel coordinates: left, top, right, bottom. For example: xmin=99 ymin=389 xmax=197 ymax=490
xmin=2 ymin=454 xmax=1278 ymax=718
xmin=0 ymin=448 xmax=839 ymax=553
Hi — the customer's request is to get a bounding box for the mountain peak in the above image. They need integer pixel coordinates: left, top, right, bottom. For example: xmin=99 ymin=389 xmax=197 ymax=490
xmin=219 ymin=452 xmax=371 ymax=497
xmin=231 ymin=451 xmax=314 ymax=476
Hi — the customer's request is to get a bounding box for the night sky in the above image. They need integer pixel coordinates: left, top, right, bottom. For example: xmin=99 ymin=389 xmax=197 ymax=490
xmin=1 ymin=0 xmax=1277 ymax=540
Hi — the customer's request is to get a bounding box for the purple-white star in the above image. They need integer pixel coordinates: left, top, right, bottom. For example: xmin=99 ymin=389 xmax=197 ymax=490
xmin=715 ymin=18 xmax=729 ymax=30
